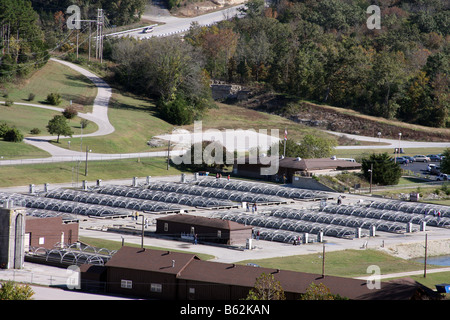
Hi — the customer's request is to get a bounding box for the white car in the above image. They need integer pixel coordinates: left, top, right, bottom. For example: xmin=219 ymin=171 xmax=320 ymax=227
xmin=413 ymin=155 xmax=431 ymax=162
xmin=437 ymin=173 xmax=448 ymax=181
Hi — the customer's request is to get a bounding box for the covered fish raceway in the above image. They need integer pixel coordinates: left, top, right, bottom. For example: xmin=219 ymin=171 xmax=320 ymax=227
xmin=147 ymin=181 xmax=288 ymax=204
xmin=93 ymin=185 xmax=235 ymax=209
xmin=0 ymin=192 xmax=130 ymax=217
xmin=214 ymin=211 xmax=361 ymax=240
xmin=321 ymin=204 xmax=450 ymax=229
xmin=45 ymin=188 xmax=183 ymax=213
xmin=196 ymin=177 xmax=331 ymax=200
xmin=365 ymin=200 xmax=450 ymax=217
xmin=271 ymin=207 xmax=408 ymax=234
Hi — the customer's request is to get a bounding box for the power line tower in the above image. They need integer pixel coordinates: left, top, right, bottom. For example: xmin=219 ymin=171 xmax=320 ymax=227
xmin=96 ymin=8 xmax=104 ymax=63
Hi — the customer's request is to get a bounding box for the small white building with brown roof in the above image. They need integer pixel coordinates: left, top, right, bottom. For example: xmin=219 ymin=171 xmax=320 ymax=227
xmin=156 ymin=214 xmax=253 ymax=245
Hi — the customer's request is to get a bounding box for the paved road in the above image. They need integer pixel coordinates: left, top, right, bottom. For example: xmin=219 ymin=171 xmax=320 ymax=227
xmin=118 ymin=2 xmax=245 ymax=39
xmin=329 ymin=131 xmax=450 ymax=150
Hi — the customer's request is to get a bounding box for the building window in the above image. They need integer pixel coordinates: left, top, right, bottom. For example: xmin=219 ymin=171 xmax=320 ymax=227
xmin=121 ymin=280 xmax=132 ymax=289
xmin=217 ymin=230 xmax=221 ymax=238
xmin=151 ymin=283 xmax=162 ymax=293
xmin=164 ymin=223 xmax=168 ymax=232
xmin=189 ymin=287 xmax=195 ymax=294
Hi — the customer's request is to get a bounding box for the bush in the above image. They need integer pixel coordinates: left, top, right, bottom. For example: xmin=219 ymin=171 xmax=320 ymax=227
xmin=4 ymin=99 xmax=14 ymax=106
xmin=157 ymin=95 xmax=194 ymax=125
xmin=62 ymin=106 xmax=78 ymax=119
xmin=28 ymin=93 xmax=36 ymax=101
xmin=30 ymin=128 xmax=41 ymax=135
xmin=46 ymin=93 xmax=62 ymax=106
xmin=80 ymin=119 xmax=90 ymax=129
xmin=0 ymin=122 xmax=10 ymax=137
xmin=3 ymin=128 xmax=24 ymax=142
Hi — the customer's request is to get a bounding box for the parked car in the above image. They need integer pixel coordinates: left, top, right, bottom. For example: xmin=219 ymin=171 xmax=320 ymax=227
xmin=437 ymin=154 xmax=446 ymax=160
xmin=403 ymin=156 xmax=415 ymax=163
xmin=427 ymin=154 xmax=441 ymax=162
xmin=395 ymin=157 xmax=408 ymax=164
xmin=427 ymin=164 xmax=440 ymax=175
xmin=437 ymin=173 xmax=448 ymax=181
xmin=413 ymin=155 xmax=431 ymax=162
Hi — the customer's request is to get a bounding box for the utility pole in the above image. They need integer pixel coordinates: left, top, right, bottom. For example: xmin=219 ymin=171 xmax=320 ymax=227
xmin=322 ymin=242 xmax=325 ymax=278
xmin=141 ymin=214 xmax=145 ymax=248
xmin=369 ymin=163 xmax=373 ymax=194
xmin=96 ymin=9 xmax=104 ymax=63
xmin=85 ymin=146 xmax=90 ymax=176
xmin=424 ymin=233 xmax=428 ymax=278
xmin=167 ymin=139 xmax=171 ymax=170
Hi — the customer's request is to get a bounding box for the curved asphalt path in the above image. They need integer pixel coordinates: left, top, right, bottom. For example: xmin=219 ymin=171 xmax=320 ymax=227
xmin=0 ymin=58 xmax=184 ymax=166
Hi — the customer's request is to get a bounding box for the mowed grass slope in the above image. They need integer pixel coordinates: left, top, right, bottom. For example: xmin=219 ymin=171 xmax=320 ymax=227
xmin=2 ymin=59 xmax=97 ymax=113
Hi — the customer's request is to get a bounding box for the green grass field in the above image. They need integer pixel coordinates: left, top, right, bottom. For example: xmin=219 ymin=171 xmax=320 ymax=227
xmin=0 ymin=157 xmax=182 ymax=188
xmin=1 ymin=59 xmax=97 ymax=113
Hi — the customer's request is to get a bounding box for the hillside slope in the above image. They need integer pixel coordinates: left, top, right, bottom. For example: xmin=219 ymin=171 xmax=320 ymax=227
xmin=239 ymin=92 xmax=450 ymax=143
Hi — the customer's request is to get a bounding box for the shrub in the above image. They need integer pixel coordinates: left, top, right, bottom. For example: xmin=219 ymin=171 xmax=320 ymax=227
xmin=46 ymin=93 xmax=62 ymax=106
xmin=3 ymin=128 xmax=24 ymax=142
xmin=4 ymin=99 xmax=13 ymax=106
xmin=80 ymin=119 xmax=90 ymax=129
xmin=28 ymin=93 xmax=36 ymax=101
xmin=62 ymin=106 xmax=78 ymax=119
xmin=0 ymin=122 xmax=11 ymax=137
xmin=157 ymin=95 xmax=194 ymax=125
xmin=30 ymin=127 xmax=41 ymax=135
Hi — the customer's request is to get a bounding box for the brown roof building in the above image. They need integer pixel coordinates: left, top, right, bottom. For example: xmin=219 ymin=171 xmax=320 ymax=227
xmin=234 ymin=156 xmax=361 ymax=184
xmin=81 ymin=246 xmax=442 ymax=300
xmin=156 ymin=214 xmax=253 ymax=245
xmin=25 ymin=216 xmax=79 ymax=250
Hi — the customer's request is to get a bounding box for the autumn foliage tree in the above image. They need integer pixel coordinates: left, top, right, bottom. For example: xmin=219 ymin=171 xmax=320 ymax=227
xmin=246 ymin=273 xmax=286 ymax=300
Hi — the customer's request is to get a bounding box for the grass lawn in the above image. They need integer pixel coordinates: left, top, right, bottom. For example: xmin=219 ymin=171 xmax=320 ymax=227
xmin=0 ymin=157 xmax=182 ymax=188
xmin=237 ymin=249 xmax=438 ymax=278
xmin=55 ymin=91 xmax=173 ymax=154
xmin=1 ymin=59 xmax=97 ymax=113
xmin=0 ymin=140 xmax=50 ymax=159
xmin=80 ymin=236 xmax=214 ymax=261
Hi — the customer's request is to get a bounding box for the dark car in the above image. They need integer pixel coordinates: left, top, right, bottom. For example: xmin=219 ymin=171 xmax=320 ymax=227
xmin=395 ymin=157 xmax=408 ymax=164
xmin=403 ymin=156 xmax=415 ymax=163
xmin=427 ymin=154 xmax=441 ymax=162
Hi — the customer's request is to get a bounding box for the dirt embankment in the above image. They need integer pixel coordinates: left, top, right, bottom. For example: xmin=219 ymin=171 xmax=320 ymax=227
xmin=238 ymin=92 xmax=450 ymax=142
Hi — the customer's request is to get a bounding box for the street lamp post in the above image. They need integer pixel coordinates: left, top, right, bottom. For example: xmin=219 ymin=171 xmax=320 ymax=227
xmin=368 ymin=163 xmax=373 ymax=194
xmin=85 ymin=146 xmax=92 ymax=176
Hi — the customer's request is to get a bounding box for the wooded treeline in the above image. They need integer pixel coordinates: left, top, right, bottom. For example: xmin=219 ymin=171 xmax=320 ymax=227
xmin=181 ymin=0 xmax=449 ymax=128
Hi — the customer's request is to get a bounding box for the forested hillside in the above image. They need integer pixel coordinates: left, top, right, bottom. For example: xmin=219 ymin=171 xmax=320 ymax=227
xmin=0 ymin=0 xmax=146 ymax=83
xmin=183 ymin=0 xmax=449 ymax=128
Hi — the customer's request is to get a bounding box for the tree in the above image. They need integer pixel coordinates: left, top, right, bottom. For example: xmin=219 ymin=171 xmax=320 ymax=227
xmin=298 ymin=134 xmax=337 ymax=159
xmin=0 ymin=281 xmax=34 ymax=300
xmin=440 ymin=148 xmax=450 ymax=174
xmin=176 ymin=140 xmax=233 ymax=172
xmin=300 ymin=283 xmax=346 ymax=300
xmin=246 ymin=273 xmax=285 ymax=300
xmin=157 ymin=94 xmax=194 ymax=126
xmin=46 ymin=115 xmax=73 ymax=143
xmin=361 ymin=153 xmax=402 ymax=186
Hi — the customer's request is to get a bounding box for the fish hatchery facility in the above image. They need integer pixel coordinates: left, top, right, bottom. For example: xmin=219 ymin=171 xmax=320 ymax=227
xmin=1 ymin=174 xmax=449 ymax=299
